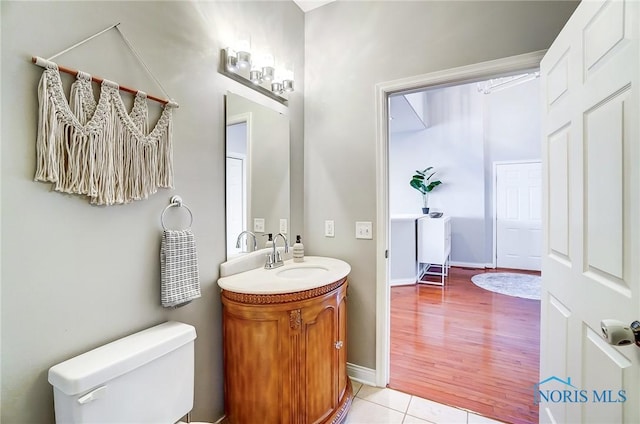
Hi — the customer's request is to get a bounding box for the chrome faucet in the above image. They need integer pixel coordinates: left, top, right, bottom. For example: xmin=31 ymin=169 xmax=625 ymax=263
xmin=265 ymin=232 xmax=289 ymax=269
xmin=235 ymin=230 xmax=257 ymax=252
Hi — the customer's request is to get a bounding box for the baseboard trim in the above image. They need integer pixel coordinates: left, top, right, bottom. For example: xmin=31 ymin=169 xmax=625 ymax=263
xmin=450 ymin=261 xmax=490 ymax=269
xmin=347 ymin=363 xmax=377 ymax=386
xmin=390 ymin=277 xmax=417 ymax=286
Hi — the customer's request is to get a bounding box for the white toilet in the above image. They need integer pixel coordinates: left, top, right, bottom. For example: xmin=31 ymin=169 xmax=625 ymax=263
xmin=48 ymin=321 xmax=205 ymax=423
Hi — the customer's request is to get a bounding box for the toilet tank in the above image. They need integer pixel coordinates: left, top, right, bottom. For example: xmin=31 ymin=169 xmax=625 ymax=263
xmin=48 ymin=321 xmax=196 ymax=424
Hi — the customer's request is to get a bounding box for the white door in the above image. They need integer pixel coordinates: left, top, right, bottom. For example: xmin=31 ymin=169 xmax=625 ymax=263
xmin=226 ymin=154 xmax=246 ymax=256
xmin=496 ymin=161 xmax=542 ymax=271
xmin=540 ymin=1 xmax=639 ymax=423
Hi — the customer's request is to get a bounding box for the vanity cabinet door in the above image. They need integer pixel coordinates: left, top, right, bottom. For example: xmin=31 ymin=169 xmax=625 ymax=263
xmin=337 ymin=291 xmax=347 ymax=401
xmin=223 ymin=306 xmax=286 ymax=424
xmin=301 ymin=294 xmax=339 ymax=423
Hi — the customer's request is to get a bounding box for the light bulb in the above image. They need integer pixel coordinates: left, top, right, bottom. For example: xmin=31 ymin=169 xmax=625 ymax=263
xmin=225 ymin=48 xmax=239 ymax=72
xmin=235 ymin=34 xmax=251 ymax=69
xmin=236 ymin=51 xmax=251 ymax=69
xmin=262 ymin=66 xmax=275 ymax=82
xmin=271 ymin=82 xmax=283 ymax=94
xmin=282 ymin=80 xmax=294 ymax=92
xmin=250 ymin=70 xmax=262 ymax=84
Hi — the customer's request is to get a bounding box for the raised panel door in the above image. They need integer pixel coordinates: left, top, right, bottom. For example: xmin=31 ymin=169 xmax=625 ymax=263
xmin=302 ymin=298 xmax=337 ymax=424
xmin=496 ymin=161 xmax=542 ymax=271
xmin=223 ymin=309 xmax=284 ymax=424
xmin=337 ymin=293 xmax=347 ymax=401
xmin=540 ymin=1 xmax=639 ymax=422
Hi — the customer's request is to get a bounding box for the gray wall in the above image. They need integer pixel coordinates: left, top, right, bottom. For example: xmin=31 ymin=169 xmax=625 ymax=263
xmin=304 ymin=1 xmax=578 ymax=370
xmin=0 ymin=1 xmax=304 ymax=422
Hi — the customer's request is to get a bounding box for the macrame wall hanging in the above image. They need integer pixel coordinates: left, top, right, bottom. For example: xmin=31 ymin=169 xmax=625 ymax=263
xmin=32 ymin=23 xmax=179 ymax=206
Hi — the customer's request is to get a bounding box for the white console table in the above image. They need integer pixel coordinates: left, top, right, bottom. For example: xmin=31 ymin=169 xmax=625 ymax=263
xmin=417 ymin=216 xmax=451 ymax=286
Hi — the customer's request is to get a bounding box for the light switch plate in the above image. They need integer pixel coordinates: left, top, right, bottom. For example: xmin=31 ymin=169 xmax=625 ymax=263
xmin=279 ymin=219 xmax=288 ymax=234
xmin=355 ymin=221 xmax=373 ymax=239
xmin=254 ymin=218 xmax=265 ymax=233
xmin=325 ymin=220 xmax=335 ymax=237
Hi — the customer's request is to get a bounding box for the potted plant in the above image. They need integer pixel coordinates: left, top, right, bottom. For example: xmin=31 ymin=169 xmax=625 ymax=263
xmin=410 ymin=167 xmax=442 ymax=214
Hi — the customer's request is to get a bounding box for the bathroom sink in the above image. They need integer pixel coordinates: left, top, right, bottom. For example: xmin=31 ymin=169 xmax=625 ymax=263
xmin=276 ymin=265 xmax=329 ymax=279
xmin=217 ymin=256 xmax=351 ymax=295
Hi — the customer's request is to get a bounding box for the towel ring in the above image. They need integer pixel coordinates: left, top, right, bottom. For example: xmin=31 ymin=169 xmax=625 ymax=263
xmin=161 ymin=196 xmax=193 ymax=230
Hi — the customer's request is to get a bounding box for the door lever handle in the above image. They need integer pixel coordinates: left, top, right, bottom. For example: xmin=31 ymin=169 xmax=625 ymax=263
xmin=600 ymin=319 xmax=640 ymax=347
xmin=630 ymin=321 xmax=640 ymax=347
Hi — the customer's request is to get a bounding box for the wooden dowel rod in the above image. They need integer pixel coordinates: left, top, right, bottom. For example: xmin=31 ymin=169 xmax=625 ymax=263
xmin=31 ymin=56 xmax=173 ymax=106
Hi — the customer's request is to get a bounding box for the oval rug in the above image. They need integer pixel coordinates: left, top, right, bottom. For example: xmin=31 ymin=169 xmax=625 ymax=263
xmin=470 ymin=272 xmax=541 ymax=300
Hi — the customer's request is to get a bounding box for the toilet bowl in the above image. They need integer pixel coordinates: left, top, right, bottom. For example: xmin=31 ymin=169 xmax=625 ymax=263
xmin=48 ymin=321 xmax=212 ymax=423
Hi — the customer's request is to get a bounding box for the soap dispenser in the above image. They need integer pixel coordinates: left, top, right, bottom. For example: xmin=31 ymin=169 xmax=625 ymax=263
xmin=293 ymin=235 xmax=304 ymax=262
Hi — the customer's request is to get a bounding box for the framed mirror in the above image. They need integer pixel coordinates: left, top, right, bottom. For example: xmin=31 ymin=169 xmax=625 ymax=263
xmin=225 ymin=92 xmax=290 ymax=257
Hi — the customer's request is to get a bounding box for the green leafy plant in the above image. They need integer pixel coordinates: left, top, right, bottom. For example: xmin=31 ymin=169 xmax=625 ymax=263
xmin=410 ymin=167 xmax=442 ymax=211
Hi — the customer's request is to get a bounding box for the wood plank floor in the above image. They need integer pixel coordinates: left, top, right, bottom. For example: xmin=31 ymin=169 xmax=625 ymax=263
xmin=389 ymin=267 xmax=541 ymax=424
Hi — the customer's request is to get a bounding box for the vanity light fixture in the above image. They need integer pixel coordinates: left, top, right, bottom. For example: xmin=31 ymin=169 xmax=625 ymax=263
xmin=219 ymin=48 xmax=293 ymax=105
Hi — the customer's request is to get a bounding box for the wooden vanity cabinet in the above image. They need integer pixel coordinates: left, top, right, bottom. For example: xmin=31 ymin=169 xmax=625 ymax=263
xmin=222 ymin=278 xmax=352 ymax=424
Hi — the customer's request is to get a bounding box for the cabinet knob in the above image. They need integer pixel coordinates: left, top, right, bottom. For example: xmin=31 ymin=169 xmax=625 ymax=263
xmin=334 ymin=341 xmax=343 ymax=350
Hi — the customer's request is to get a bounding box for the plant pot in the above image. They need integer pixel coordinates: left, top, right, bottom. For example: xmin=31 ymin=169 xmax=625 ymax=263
xmin=422 ymin=207 xmax=429 ymax=214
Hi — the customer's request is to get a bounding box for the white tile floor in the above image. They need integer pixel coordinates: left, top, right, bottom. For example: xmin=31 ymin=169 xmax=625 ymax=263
xmin=345 ymin=382 xmax=506 ymax=424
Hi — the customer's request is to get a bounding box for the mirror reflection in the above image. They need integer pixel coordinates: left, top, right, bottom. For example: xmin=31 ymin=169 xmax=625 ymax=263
xmin=225 ymin=92 xmax=290 ymax=258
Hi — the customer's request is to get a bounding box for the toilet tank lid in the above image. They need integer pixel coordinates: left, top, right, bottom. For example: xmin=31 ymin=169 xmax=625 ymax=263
xmin=48 ymin=321 xmax=196 ymax=396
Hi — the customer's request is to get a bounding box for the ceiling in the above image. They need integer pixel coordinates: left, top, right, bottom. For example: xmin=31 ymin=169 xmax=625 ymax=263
xmin=390 ymin=94 xmax=427 ymax=133
xmin=293 ymin=0 xmax=336 ymax=12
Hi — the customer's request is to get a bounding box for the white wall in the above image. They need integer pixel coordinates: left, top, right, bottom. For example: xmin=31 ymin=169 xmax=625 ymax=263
xmin=483 ymin=77 xmax=542 ymax=262
xmin=304 ymin=0 xmax=578 ymax=370
xmin=391 ymin=83 xmax=486 ymax=264
xmin=390 ymin=77 xmax=541 ymax=266
xmin=227 ymin=123 xmax=248 ymax=156
xmin=0 ymin=1 xmax=304 ymax=422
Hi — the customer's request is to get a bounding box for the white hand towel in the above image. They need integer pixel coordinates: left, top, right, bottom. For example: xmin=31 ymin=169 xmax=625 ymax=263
xmin=160 ymin=229 xmax=201 ymax=308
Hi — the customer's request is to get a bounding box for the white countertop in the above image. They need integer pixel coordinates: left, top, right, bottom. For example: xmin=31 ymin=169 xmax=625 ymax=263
xmin=217 ymin=256 xmax=351 ymax=295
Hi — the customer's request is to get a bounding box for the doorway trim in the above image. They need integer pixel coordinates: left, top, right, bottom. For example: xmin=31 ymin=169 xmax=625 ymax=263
xmin=225 ymin=152 xmax=248 ymax=255
xmin=374 ymin=50 xmax=547 ymax=386
xmin=227 ymin=112 xmax=253 ymax=236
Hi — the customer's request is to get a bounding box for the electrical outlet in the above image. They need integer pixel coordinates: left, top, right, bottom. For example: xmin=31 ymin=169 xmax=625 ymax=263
xmin=253 ymin=218 xmax=265 ymax=233
xmin=355 ymin=221 xmax=373 ymax=239
xmin=279 ymin=219 xmax=288 ymax=234
xmin=325 ymin=220 xmax=335 ymax=237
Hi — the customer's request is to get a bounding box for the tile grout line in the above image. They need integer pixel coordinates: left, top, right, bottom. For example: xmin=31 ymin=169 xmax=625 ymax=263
xmin=403 ymin=395 xmax=413 ymax=423
xmin=354 ymin=385 xmax=503 ymax=424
